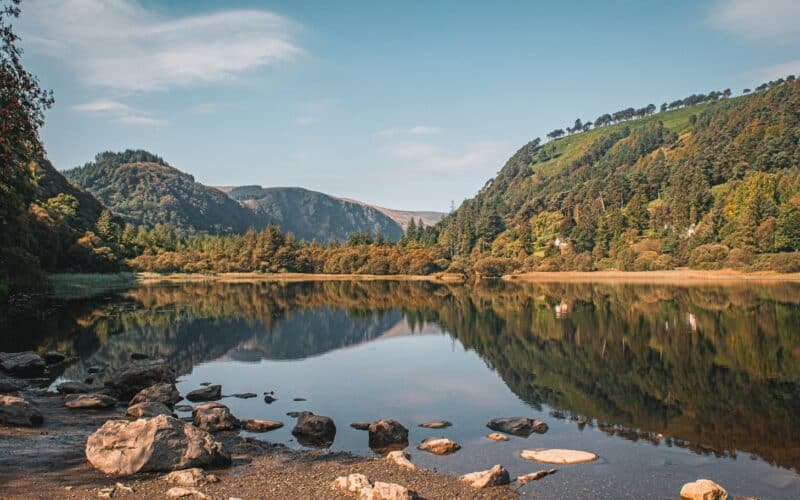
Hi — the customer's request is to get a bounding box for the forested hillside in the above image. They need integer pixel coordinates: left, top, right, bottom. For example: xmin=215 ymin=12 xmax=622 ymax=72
xmin=64 ymin=151 xmax=260 ymax=235
xmin=436 ymin=79 xmax=800 ymax=273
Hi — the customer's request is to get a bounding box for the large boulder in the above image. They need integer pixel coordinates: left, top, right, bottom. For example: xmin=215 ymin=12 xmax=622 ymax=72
xmin=85 ymin=415 xmax=230 ymax=475
xmin=0 ymin=395 xmax=43 ymax=426
xmin=127 ymin=402 xmax=174 ymax=419
xmin=368 ymin=419 xmax=409 ymax=450
xmin=291 ymin=412 xmax=336 ymax=447
xmin=129 ymin=382 xmax=182 ymax=408
xmin=486 ymin=417 xmax=548 ymax=437
xmin=679 ymin=479 xmax=729 ymax=500
xmin=460 ymin=464 xmax=510 ymax=489
xmin=192 ymin=402 xmax=239 ymax=432
xmin=185 ymin=385 xmax=221 ymax=402
xmin=104 ymin=360 xmax=176 ymax=400
xmin=0 ymin=351 xmax=45 ymax=377
xmin=417 ymin=437 xmax=460 ymax=455
xmin=64 ymin=393 xmax=117 ymax=409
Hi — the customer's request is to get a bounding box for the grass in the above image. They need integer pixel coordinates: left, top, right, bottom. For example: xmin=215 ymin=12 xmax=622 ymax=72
xmin=47 ymin=272 xmax=137 ymax=299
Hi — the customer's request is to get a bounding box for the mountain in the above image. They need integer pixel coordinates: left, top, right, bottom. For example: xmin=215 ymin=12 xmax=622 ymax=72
xmin=63 ymin=150 xmax=260 ymax=235
xmin=438 ymin=79 xmax=800 ymax=272
xmin=225 ymin=185 xmax=405 ymax=242
xmin=339 ymin=199 xmax=445 ymax=229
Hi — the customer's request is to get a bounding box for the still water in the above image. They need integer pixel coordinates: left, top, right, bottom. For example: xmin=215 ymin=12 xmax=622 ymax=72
xmin=5 ymin=280 xmax=800 ymax=499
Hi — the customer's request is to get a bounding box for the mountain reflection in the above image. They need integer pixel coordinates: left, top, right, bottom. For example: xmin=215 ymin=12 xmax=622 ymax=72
xmin=11 ymin=279 xmax=800 ymax=472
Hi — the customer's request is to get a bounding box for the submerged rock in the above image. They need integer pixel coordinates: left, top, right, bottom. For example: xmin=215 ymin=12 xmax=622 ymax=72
xmin=126 ymin=401 xmax=173 ymax=419
xmin=291 ymin=412 xmax=336 ymax=447
xmin=0 ymin=394 xmax=43 ymax=426
xmin=64 ymin=393 xmax=117 ymax=409
xmin=368 ymin=419 xmax=409 ymax=450
xmin=104 ymin=360 xmax=176 ymax=400
xmin=0 ymin=351 xmax=45 ymax=377
xmin=263 ymin=395 xmax=277 ymax=404
xmin=486 ymin=433 xmax=509 ymax=442
xmin=85 ymin=415 xmax=230 ymax=475
xmin=516 ymin=469 xmax=557 ymax=484
xmin=520 ymin=448 xmax=598 ymax=464
xmin=679 ymin=479 xmax=729 ymax=500
xmin=351 ymin=422 xmax=371 ymax=430
xmin=418 ymin=437 xmax=460 ymax=455
xmin=232 ymin=392 xmax=257 ymax=399
xmin=419 ymin=420 xmax=451 ymax=429
xmin=241 ymin=418 xmax=283 ymax=432
xmin=486 ymin=417 xmax=548 ymax=437
xmin=129 ymin=382 xmax=182 ymax=408
xmin=386 ymin=450 xmax=415 ymax=470
xmin=192 ymin=402 xmax=239 ymax=432
xmin=460 ymin=464 xmax=510 ymax=489
xmin=186 ymin=384 xmax=221 ymax=402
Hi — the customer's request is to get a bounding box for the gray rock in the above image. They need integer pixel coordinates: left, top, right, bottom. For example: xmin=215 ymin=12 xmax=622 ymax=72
xmin=419 ymin=420 xmax=451 ymax=429
xmin=192 ymin=402 xmax=239 ymax=432
xmin=129 ymin=382 xmax=182 ymax=408
xmin=57 ymin=381 xmax=96 ymax=394
xmin=43 ymin=351 xmax=67 ymax=364
xmin=487 ymin=417 xmax=548 ymax=437
xmin=186 ymin=384 xmax=221 ymax=402
xmin=0 ymin=351 xmax=45 ymax=376
xmin=232 ymin=393 xmax=257 ymax=399
xmin=104 ymin=360 xmax=176 ymax=400
xmin=0 ymin=394 xmax=43 ymax=426
xmin=64 ymin=393 xmax=117 ymax=409
xmin=291 ymin=412 xmax=336 ymax=447
xmin=0 ymin=376 xmax=29 ymax=393
xmin=127 ymin=401 xmax=174 ymax=419
xmin=351 ymin=422 xmax=371 ymax=430
xmin=368 ymin=419 xmax=409 ymax=450
xmin=174 ymin=404 xmax=193 ymax=412
xmin=263 ymin=395 xmax=277 ymax=404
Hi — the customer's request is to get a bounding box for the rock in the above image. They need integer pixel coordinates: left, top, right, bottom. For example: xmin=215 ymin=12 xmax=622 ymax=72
xmin=129 ymin=382 xmax=182 ymax=408
xmin=131 ymin=352 xmax=148 ymax=360
xmin=359 ymin=481 xmax=415 ymax=500
xmin=334 ymin=473 xmax=372 ymax=494
xmin=200 ymin=382 xmax=211 ymax=386
xmin=0 ymin=394 xmax=43 ymax=426
xmin=516 ymin=469 xmax=557 ymax=485
xmin=487 ymin=417 xmax=548 ymax=437
xmin=64 ymin=393 xmax=117 ymax=409
xmin=174 ymin=404 xmax=193 ymax=412
xmin=0 ymin=375 xmax=29 ymax=393
xmin=57 ymin=381 xmax=97 ymax=394
xmin=241 ymin=418 xmax=283 ymax=432
xmin=232 ymin=392 xmax=257 ymax=399
xmin=487 ymin=433 xmax=509 ymax=442
xmin=291 ymin=412 xmax=336 ymax=447
xmin=104 ymin=360 xmax=176 ymax=400
xmin=679 ymin=479 xmax=729 ymax=500
xmin=286 ymin=411 xmax=302 ymax=417
xmin=164 ymin=467 xmax=219 ymax=487
xmin=419 ymin=420 xmax=451 ymax=429
xmin=417 ymin=437 xmax=461 ymax=455
xmin=520 ymin=448 xmax=598 ymax=464
xmin=368 ymin=419 xmax=409 ymax=450
xmin=192 ymin=402 xmax=239 ymax=432
xmin=127 ymin=401 xmax=173 ymax=419
xmin=186 ymin=385 xmax=221 ymax=402
xmin=386 ymin=450 xmax=415 ymax=470
xmin=85 ymin=414 xmax=230 ymax=475
xmin=263 ymin=395 xmax=277 ymax=404
xmin=88 ymin=366 xmax=102 ymax=374
xmin=351 ymin=422 xmax=371 ymax=430
xmin=460 ymin=464 xmax=510 ymax=489
xmin=43 ymin=351 xmax=67 ymax=364
xmin=166 ymin=487 xmax=209 ymax=499
xmin=293 ymin=397 xmax=306 ymax=401
xmin=0 ymin=351 xmax=45 ymax=376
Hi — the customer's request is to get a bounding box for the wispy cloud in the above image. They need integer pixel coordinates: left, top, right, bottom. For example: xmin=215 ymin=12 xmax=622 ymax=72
xmin=709 ymin=0 xmax=800 ymax=41
xmin=376 ymin=125 xmax=442 ymax=137
xmin=73 ymin=98 xmax=165 ymax=127
xmin=385 ymin=140 xmax=509 ymax=172
xmin=19 ymin=0 xmax=304 ymax=92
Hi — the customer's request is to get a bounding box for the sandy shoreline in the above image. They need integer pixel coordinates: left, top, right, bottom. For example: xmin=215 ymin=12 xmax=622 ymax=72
xmin=136 ymin=271 xmax=467 ymax=284
xmin=504 ymin=269 xmax=800 ymax=284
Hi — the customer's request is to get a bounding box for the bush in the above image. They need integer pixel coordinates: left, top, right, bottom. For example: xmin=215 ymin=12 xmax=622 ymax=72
xmin=473 ymin=257 xmax=513 ymax=277
xmin=726 ymin=246 xmax=756 ymax=269
xmin=768 ymin=253 xmax=800 ymax=273
xmin=689 ymin=244 xmax=730 ymax=269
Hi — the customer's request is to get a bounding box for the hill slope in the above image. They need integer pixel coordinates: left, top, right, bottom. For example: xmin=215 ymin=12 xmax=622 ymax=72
xmin=339 ymin=199 xmax=444 ymax=229
xmin=438 ymin=80 xmax=800 ymax=271
xmin=226 ymin=186 xmax=405 ymax=242
xmin=64 ymin=151 xmax=260 ymax=235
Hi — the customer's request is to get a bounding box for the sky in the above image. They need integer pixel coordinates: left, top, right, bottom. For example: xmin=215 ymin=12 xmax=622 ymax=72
xmin=14 ymin=0 xmax=800 ymax=212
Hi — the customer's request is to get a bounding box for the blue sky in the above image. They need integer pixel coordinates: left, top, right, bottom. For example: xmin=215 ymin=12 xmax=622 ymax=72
xmin=15 ymin=0 xmax=800 ymax=212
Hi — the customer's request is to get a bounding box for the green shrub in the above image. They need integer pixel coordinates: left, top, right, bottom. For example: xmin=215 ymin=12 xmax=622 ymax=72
xmin=689 ymin=244 xmax=730 ymax=269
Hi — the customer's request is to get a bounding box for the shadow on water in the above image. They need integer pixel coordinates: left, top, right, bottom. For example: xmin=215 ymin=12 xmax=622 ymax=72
xmin=4 ymin=279 xmax=800 ymax=473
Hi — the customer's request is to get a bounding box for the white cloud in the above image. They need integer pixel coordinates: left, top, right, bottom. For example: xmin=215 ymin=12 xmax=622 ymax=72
xmin=710 ymin=0 xmax=800 ymax=40
xmin=73 ymin=98 xmax=132 ymax=114
xmin=113 ymin=115 xmax=165 ymax=126
xmin=385 ymin=140 xmax=510 ymax=172
xmin=376 ymin=125 xmax=442 ymax=137
xmin=755 ymin=58 xmax=800 ymax=80
xmin=19 ymin=0 xmax=304 ymax=92
xmin=73 ymin=98 xmax=164 ymax=126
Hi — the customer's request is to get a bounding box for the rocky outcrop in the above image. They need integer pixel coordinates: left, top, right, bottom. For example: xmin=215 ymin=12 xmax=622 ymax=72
xmin=0 ymin=395 xmax=43 ymax=426
xmin=386 ymin=451 xmax=415 ymax=471
xmin=241 ymin=418 xmax=283 ymax=432
xmin=0 ymin=352 xmax=45 ymax=377
xmin=104 ymin=360 xmax=176 ymax=400
xmin=64 ymin=393 xmax=117 ymax=409
xmin=520 ymin=448 xmax=598 ymax=464
xmin=291 ymin=412 xmax=336 ymax=447
xmin=368 ymin=420 xmax=409 ymax=450
xmin=460 ymin=465 xmax=510 ymax=489
xmin=486 ymin=417 xmax=548 ymax=437
xmin=679 ymin=479 xmax=729 ymax=500
xmin=417 ymin=437 xmax=460 ymax=455
xmin=186 ymin=385 xmax=221 ymax=402
xmin=127 ymin=402 xmax=174 ymax=419
xmin=129 ymin=382 xmax=182 ymax=408
xmin=85 ymin=415 xmax=230 ymax=475
xmin=192 ymin=402 xmax=239 ymax=432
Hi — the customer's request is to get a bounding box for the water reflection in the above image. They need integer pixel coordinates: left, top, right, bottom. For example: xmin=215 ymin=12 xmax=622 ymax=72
xmin=5 ymin=279 xmax=800 ymax=474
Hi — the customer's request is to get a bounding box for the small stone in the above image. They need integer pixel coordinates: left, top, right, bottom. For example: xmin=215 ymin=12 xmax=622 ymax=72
xmin=114 ymin=482 xmax=133 ymax=493
xmin=164 ymin=468 xmax=217 ymax=487
xmin=175 ymin=404 xmax=193 ymax=412
xmin=192 ymin=402 xmax=239 ymax=432
xmin=359 ymin=481 xmax=414 ymax=500
xmin=292 ymin=412 xmax=336 ymax=447
xmin=520 ymin=448 xmax=598 ymax=464
xmin=386 ymin=450 xmax=415 ymax=470
xmin=64 ymin=393 xmax=116 ymax=409
xmin=419 ymin=420 xmax=451 ymax=429
xmin=333 ymin=473 xmax=371 ymax=493
xmin=418 ymin=437 xmax=460 ymax=455
xmin=293 ymin=397 xmax=306 ymax=401
xmin=186 ymin=385 xmax=221 ymax=402
xmin=232 ymin=393 xmax=257 ymax=399
xmin=166 ymin=487 xmax=209 ymax=498
xmin=129 ymin=382 xmax=182 ymax=408
xmin=460 ymin=464 xmax=510 ymax=489
xmin=126 ymin=401 xmax=173 ymax=419
xmin=368 ymin=419 xmax=409 ymax=450
xmin=200 ymin=382 xmax=211 ymax=386
xmin=351 ymin=422 xmax=371 ymax=430
xmin=487 ymin=433 xmax=509 ymax=442
xmin=286 ymin=411 xmax=302 ymax=417
xmin=264 ymin=395 xmax=277 ymax=404
xmin=487 ymin=417 xmax=548 ymax=437
xmin=241 ymin=418 xmax=283 ymax=432
xmin=516 ymin=469 xmax=557 ymax=484
xmin=679 ymin=479 xmax=729 ymax=500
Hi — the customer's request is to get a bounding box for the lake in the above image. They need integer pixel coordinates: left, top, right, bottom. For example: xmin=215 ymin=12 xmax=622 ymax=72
xmin=4 ymin=279 xmax=800 ymax=499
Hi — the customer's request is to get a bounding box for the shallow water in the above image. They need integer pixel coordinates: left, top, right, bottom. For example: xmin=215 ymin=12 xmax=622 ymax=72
xmin=4 ymin=280 xmax=800 ymax=499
